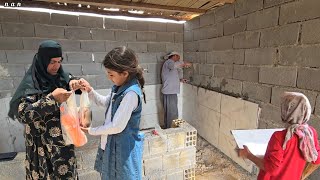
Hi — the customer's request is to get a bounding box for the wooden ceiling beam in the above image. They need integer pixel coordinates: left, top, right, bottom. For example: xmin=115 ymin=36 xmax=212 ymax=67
xmin=33 ymin=0 xmax=206 ymax=13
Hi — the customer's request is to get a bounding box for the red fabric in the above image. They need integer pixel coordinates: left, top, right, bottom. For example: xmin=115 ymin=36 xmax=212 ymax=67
xmin=258 ymin=126 xmax=320 ymax=180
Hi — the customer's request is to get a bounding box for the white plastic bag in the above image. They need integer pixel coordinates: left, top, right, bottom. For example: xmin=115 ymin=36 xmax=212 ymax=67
xmin=79 ymin=91 xmax=92 ymax=128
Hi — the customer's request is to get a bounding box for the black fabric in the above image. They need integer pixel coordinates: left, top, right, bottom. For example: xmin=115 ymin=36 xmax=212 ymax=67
xmin=8 ymin=40 xmax=70 ymax=119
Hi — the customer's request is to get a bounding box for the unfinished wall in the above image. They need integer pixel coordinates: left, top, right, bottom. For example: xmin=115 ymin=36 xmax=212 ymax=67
xmin=183 ymin=0 xmax=320 ymax=178
xmin=0 ymin=7 xmax=183 ymax=153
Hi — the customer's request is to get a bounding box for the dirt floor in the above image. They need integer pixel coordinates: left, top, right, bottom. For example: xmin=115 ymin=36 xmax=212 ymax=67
xmin=195 ymin=136 xmax=256 ymax=180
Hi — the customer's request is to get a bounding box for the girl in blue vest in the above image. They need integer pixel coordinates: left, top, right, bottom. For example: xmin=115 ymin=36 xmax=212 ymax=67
xmin=80 ymin=46 xmax=146 ymax=180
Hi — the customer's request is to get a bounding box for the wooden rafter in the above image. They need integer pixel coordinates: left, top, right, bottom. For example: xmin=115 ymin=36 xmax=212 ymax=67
xmin=33 ymin=0 xmax=207 ymax=13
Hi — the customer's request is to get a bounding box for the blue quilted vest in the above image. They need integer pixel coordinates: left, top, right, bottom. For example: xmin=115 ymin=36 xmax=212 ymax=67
xmin=94 ymin=78 xmax=144 ymax=180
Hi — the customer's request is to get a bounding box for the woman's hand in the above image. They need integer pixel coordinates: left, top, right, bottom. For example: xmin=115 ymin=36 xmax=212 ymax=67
xmin=238 ymin=145 xmax=252 ymax=159
xmin=79 ymin=78 xmax=92 ymax=92
xmin=52 ymin=88 xmax=72 ymax=103
xmin=69 ymin=79 xmax=82 ymax=91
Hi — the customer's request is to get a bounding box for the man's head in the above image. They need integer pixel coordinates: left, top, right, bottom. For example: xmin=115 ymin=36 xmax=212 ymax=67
xmin=166 ymin=51 xmax=180 ymax=62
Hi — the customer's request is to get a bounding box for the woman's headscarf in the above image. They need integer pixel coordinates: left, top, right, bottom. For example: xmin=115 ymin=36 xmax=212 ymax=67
xmin=281 ymin=92 xmax=318 ymax=162
xmin=8 ymin=40 xmax=70 ymax=119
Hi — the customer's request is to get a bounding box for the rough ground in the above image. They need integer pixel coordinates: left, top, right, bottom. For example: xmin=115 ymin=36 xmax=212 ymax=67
xmin=195 ymin=136 xmax=256 ymax=180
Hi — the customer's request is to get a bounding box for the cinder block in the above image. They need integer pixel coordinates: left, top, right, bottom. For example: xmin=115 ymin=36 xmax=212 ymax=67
xmin=233 ymin=65 xmax=259 ymax=82
xmin=93 ymin=52 xmax=107 ymax=63
xmin=78 ymin=149 xmax=98 ymax=170
xmin=223 ymin=16 xmax=247 ymax=35
xmin=174 ymin=33 xmax=183 ymax=43
xmin=135 ymin=53 xmax=158 ymax=63
xmin=195 ymin=24 xmax=223 ymax=40
xmin=166 ymin=43 xmax=183 ymax=53
xmin=0 ymin=37 xmax=23 ymax=50
xmin=242 ymin=82 xmax=271 ymax=103
xmin=179 ymin=148 xmax=196 ymax=167
xmin=264 ymin=0 xmax=294 ymax=8
xmin=184 ymin=17 xmax=199 ymax=31
xmin=148 ymin=22 xmax=166 ymax=32
xmin=35 ymin=24 xmax=64 ymax=38
xmin=58 ymin=39 xmax=81 ymax=52
xmin=167 ymin=170 xmax=183 ymax=180
xmin=0 ymin=9 xmax=19 ymax=22
xmin=105 ymin=41 xmax=126 ymax=52
xmin=220 ymin=78 xmax=243 ymax=95
xmin=144 ymin=72 xmax=161 ymax=85
xmin=91 ymin=29 xmax=115 ymax=41
xmin=315 ymin=97 xmax=320 ymax=116
xmin=167 ymin=23 xmax=183 ymax=33
xmin=143 ymin=156 xmax=163 ymax=176
xmin=184 ymin=31 xmax=193 ymax=42
xmin=245 ymin=48 xmax=277 ymax=65
xmin=260 ymin=66 xmax=297 ymax=87
xmin=147 ymin=63 xmax=161 ymax=74
xmin=147 ymin=43 xmax=166 ymax=52
xmin=137 ymin=32 xmax=157 ymax=41
xmin=0 ymin=51 xmax=7 ymax=63
xmin=301 ymin=19 xmax=320 ymax=45
xmin=115 ymin=31 xmax=136 ymax=42
xmin=163 ymin=152 xmax=180 ymax=171
xmin=279 ymin=45 xmax=320 ymax=67
xmin=199 ymin=64 xmax=213 ymax=76
xmin=233 ymin=31 xmax=260 ymax=49
xmin=80 ymin=40 xmax=105 ymax=52
xmin=79 ymin=171 xmax=100 ymax=180
xmin=260 ymin=23 xmax=299 ymax=47
xmin=127 ymin=20 xmax=149 ymax=31
xmin=51 ymin=13 xmax=78 ymax=26
xmin=66 ymin=52 xmax=93 ymax=63
xmin=0 ymin=78 xmax=14 ymax=90
xmin=127 ymin=42 xmax=147 ymax=53
xmin=62 ymin=64 xmax=82 ymax=76
xmin=6 ymin=50 xmax=35 ymax=64
xmin=200 ymin=12 xmax=215 ymax=27
xmin=79 ymin=15 xmax=103 ymax=28
xmin=96 ymin=75 xmax=112 ymax=89
xmin=104 ymin=18 xmax=127 ymax=30
xmin=65 ymin=27 xmax=92 ymax=40
xmin=2 ymin=23 xmax=34 ymax=37
xmin=184 ymin=42 xmax=199 ymax=52
xmin=279 ymin=0 xmax=320 ymax=25
xmin=247 ymin=7 xmax=279 ymax=30
xmin=19 ymin=11 xmax=50 ymax=24
xmin=260 ymin=102 xmax=283 ymax=126
xmin=0 ymin=64 xmax=25 ymax=77
xmin=297 ymin=68 xmax=320 ymax=91
xmin=235 ymin=0 xmax=263 ymax=17
xmin=82 ymin=63 xmax=104 ymax=75
xmin=156 ymin=32 xmax=174 ymax=42
xmin=22 ymin=38 xmax=47 ymax=50
xmin=214 ymin=65 xmax=233 ymax=78
xmin=206 ymin=50 xmax=244 ymax=64
xmin=214 ymin=4 xmax=234 ymax=23
xmin=308 ymin=115 xmax=320 ymax=137
xmin=79 ymin=75 xmax=98 ymax=89
xmin=167 ymin=131 xmax=186 ymax=151
xmin=200 ymin=36 xmax=233 ymax=51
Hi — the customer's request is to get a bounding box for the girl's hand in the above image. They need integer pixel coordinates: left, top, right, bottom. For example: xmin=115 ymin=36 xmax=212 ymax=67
xmin=79 ymin=78 xmax=92 ymax=92
xmin=80 ymin=126 xmax=90 ymax=134
xmin=238 ymin=145 xmax=252 ymax=159
xmin=69 ymin=80 xmax=82 ymax=91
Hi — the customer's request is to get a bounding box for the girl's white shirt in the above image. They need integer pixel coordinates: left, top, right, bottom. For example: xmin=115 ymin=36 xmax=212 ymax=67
xmin=87 ymin=88 xmax=138 ymax=150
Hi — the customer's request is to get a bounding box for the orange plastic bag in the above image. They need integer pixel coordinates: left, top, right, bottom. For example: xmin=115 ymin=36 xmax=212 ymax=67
xmin=60 ymin=92 xmax=87 ymax=147
xmin=79 ymin=91 xmax=92 ymax=128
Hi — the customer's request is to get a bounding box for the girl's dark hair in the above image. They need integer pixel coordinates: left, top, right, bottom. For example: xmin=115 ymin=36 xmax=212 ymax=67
xmin=102 ymin=46 xmax=146 ymax=103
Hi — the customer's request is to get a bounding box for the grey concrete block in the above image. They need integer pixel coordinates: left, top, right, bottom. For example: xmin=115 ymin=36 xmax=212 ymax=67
xmin=65 ymin=27 xmax=92 ymax=40
xmin=184 ymin=17 xmax=200 ymax=31
xmin=264 ymin=0 xmax=294 ymax=8
xmin=6 ymin=50 xmax=35 ymax=64
xmin=242 ymin=82 xmax=271 ymax=103
xmin=0 ymin=78 xmax=14 ymax=90
xmin=66 ymin=52 xmax=93 ymax=64
xmin=0 ymin=64 xmax=25 ymax=77
xmin=279 ymin=45 xmax=320 ymax=68
xmin=315 ymin=96 xmax=320 ymax=116
xmin=148 ymin=43 xmax=166 ymax=52
xmin=206 ymin=50 xmax=244 ymax=64
xmin=233 ymin=31 xmax=260 ymax=49
xmin=166 ymin=43 xmax=183 ymax=53
xmin=115 ymin=31 xmax=136 ymax=42
xmin=235 ymin=0 xmax=263 ymax=17
xmin=63 ymin=64 xmax=82 ymax=76
xmin=279 ymin=0 xmax=320 ymax=25
xmin=167 ymin=23 xmax=183 ymax=33
xmin=2 ymin=23 xmax=34 ymax=37
xmin=271 ymin=86 xmax=317 ymax=111
xmin=79 ymin=15 xmax=103 ymax=28
xmin=137 ymin=32 xmax=156 ymax=41
xmin=136 ymin=53 xmax=158 ymax=63
xmin=96 ymin=75 xmax=112 ymax=89
xmin=19 ymin=11 xmax=50 ymax=24
xmin=0 ymin=51 xmax=6 ymax=63
xmin=260 ymin=102 xmax=282 ymax=126
xmin=79 ymin=171 xmax=101 ymax=180
xmin=22 ymin=38 xmax=47 ymax=50
xmin=147 ymin=63 xmax=162 ymax=74
xmin=214 ymin=65 xmax=233 ymax=78
xmin=148 ymin=22 xmax=167 ymax=32
xmin=35 ymin=24 xmax=65 ymax=38
xmin=260 ymin=23 xmax=299 ymax=47
xmin=200 ymin=12 xmax=215 ymax=27
xmin=260 ymin=66 xmax=297 ymax=87
xmin=247 ymin=7 xmax=279 ymax=30
xmin=184 ymin=52 xmax=198 ymax=63
xmin=91 ymin=29 xmax=115 ymax=41
xmin=51 ymin=13 xmax=78 ymax=26
xmin=308 ymin=115 xmax=320 ymax=139
xmin=93 ymin=52 xmax=106 ymax=63
xmin=127 ymin=20 xmax=149 ymax=31
xmin=174 ymin=33 xmax=183 ymax=43
xmin=297 ymin=68 xmax=320 ymax=91
xmin=220 ymin=78 xmax=243 ymax=95
xmin=245 ymin=48 xmax=277 ymax=65
xmin=184 ymin=42 xmax=199 ymax=52
xmin=13 ymin=76 xmax=23 ymax=88
xmin=105 ymin=41 xmax=126 ymax=52
xmin=214 ymin=4 xmax=234 ymax=23
xmin=301 ymin=19 xmax=320 ymax=45
xmin=104 ymin=18 xmax=127 ymax=30
xmin=0 ymin=37 xmax=23 ymax=50
xmin=156 ymin=32 xmax=174 ymax=42
xmin=195 ymin=24 xmax=223 ymax=40
xmin=200 ymin=36 xmax=233 ymax=51
xmin=199 ymin=64 xmax=213 ymax=76
xmin=144 ymin=72 xmax=161 ymax=85
xmin=58 ymin=39 xmax=81 ymax=52
xmin=78 ymin=75 xmax=98 ymax=89
xmin=233 ymin=65 xmax=259 ymax=82
xmin=127 ymin=42 xmax=148 ymax=53
xmin=0 ymin=9 xmax=19 ymax=22
xmin=82 ymin=63 xmax=104 ymax=75
xmin=223 ymin=16 xmax=247 ymax=35
xmin=184 ymin=31 xmax=193 ymax=42
xmin=80 ymin=40 xmax=105 ymax=52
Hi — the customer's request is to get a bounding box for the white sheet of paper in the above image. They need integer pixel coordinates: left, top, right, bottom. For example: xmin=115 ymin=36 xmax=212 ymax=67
xmin=231 ymin=129 xmax=284 ymax=156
